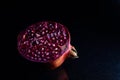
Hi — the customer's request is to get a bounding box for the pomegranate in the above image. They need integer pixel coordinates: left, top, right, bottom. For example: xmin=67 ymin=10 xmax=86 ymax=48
xmin=17 ymin=21 xmax=78 ymax=69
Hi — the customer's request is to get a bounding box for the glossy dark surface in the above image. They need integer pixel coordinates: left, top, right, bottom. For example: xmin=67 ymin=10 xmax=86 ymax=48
xmin=2 ymin=0 xmax=120 ymax=80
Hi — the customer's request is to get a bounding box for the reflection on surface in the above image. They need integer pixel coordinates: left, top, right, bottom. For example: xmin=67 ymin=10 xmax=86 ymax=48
xmin=48 ymin=68 xmax=69 ymax=80
xmin=25 ymin=66 xmax=69 ymax=80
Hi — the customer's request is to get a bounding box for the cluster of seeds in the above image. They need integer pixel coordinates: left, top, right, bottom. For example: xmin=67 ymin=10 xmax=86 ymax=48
xmin=18 ymin=21 xmax=69 ymax=62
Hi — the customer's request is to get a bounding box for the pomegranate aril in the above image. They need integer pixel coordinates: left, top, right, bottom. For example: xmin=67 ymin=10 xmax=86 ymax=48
xmin=55 ymin=51 xmax=59 ymax=54
xmin=31 ymin=56 xmax=34 ymax=59
xmin=43 ymin=40 xmax=48 ymax=45
xmin=31 ymin=52 xmax=35 ymax=55
xmin=38 ymin=37 xmax=45 ymax=43
xmin=63 ymin=36 xmax=67 ymax=40
xmin=62 ymin=31 xmax=67 ymax=36
xmin=41 ymin=30 xmax=46 ymax=36
xmin=46 ymin=34 xmax=50 ymax=39
xmin=46 ymin=56 xmax=50 ymax=59
xmin=26 ymin=54 xmax=30 ymax=57
xmin=59 ymin=35 xmax=64 ymax=39
xmin=57 ymin=39 xmax=65 ymax=46
xmin=43 ymin=59 xmax=47 ymax=61
xmin=37 ymin=51 xmax=40 ymax=54
xmin=38 ymin=58 xmax=41 ymax=61
xmin=50 ymin=33 xmax=54 ymax=37
xmin=35 ymin=33 xmax=41 ymax=37
xmin=46 ymin=52 xmax=50 ymax=55
xmin=37 ymin=55 xmax=40 ymax=57
xmin=55 ymin=47 xmax=59 ymax=50
xmin=34 ymin=58 xmax=37 ymax=60
xmin=54 ymin=32 xmax=57 ymax=37
xmin=41 ymin=54 xmax=45 ymax=57
xmin=28 ymin=49 xmax=31 ymax=53
xmin=55 ymin=23 xmax=58 ymax=29
xmin=55 ymin=54 xmax=59 ymax=58
xmin=34 ymin=54 xmax=37 ymax=57
xmin=51 ymin=37 xmax=56 ymax=42
xmin=47 ymin=22 xmax=55 ymax=30
xmin=52 ymin=44 xmax=56 ymax=47
xmin=57 ymin=30 xmax=61 ymax=36
xmin=42 ymin=27 xmax=46 ymax=30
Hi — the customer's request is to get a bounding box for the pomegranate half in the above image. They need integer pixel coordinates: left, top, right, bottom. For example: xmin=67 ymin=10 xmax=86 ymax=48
xmin=17 ymin=21 xmax=78 ymax=69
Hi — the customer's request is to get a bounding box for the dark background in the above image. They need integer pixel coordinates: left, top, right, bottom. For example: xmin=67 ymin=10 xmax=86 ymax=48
xmin=1 ymin=0 xmax=120 ymax=80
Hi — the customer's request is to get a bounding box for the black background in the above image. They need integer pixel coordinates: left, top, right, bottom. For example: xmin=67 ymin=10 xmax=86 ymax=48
xmin=1 ymin=0 xmax=120 ymax=80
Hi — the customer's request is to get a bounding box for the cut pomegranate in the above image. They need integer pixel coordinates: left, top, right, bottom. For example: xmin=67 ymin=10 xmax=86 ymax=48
xmin=17 ymin=21 xmax=78 ymax=69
